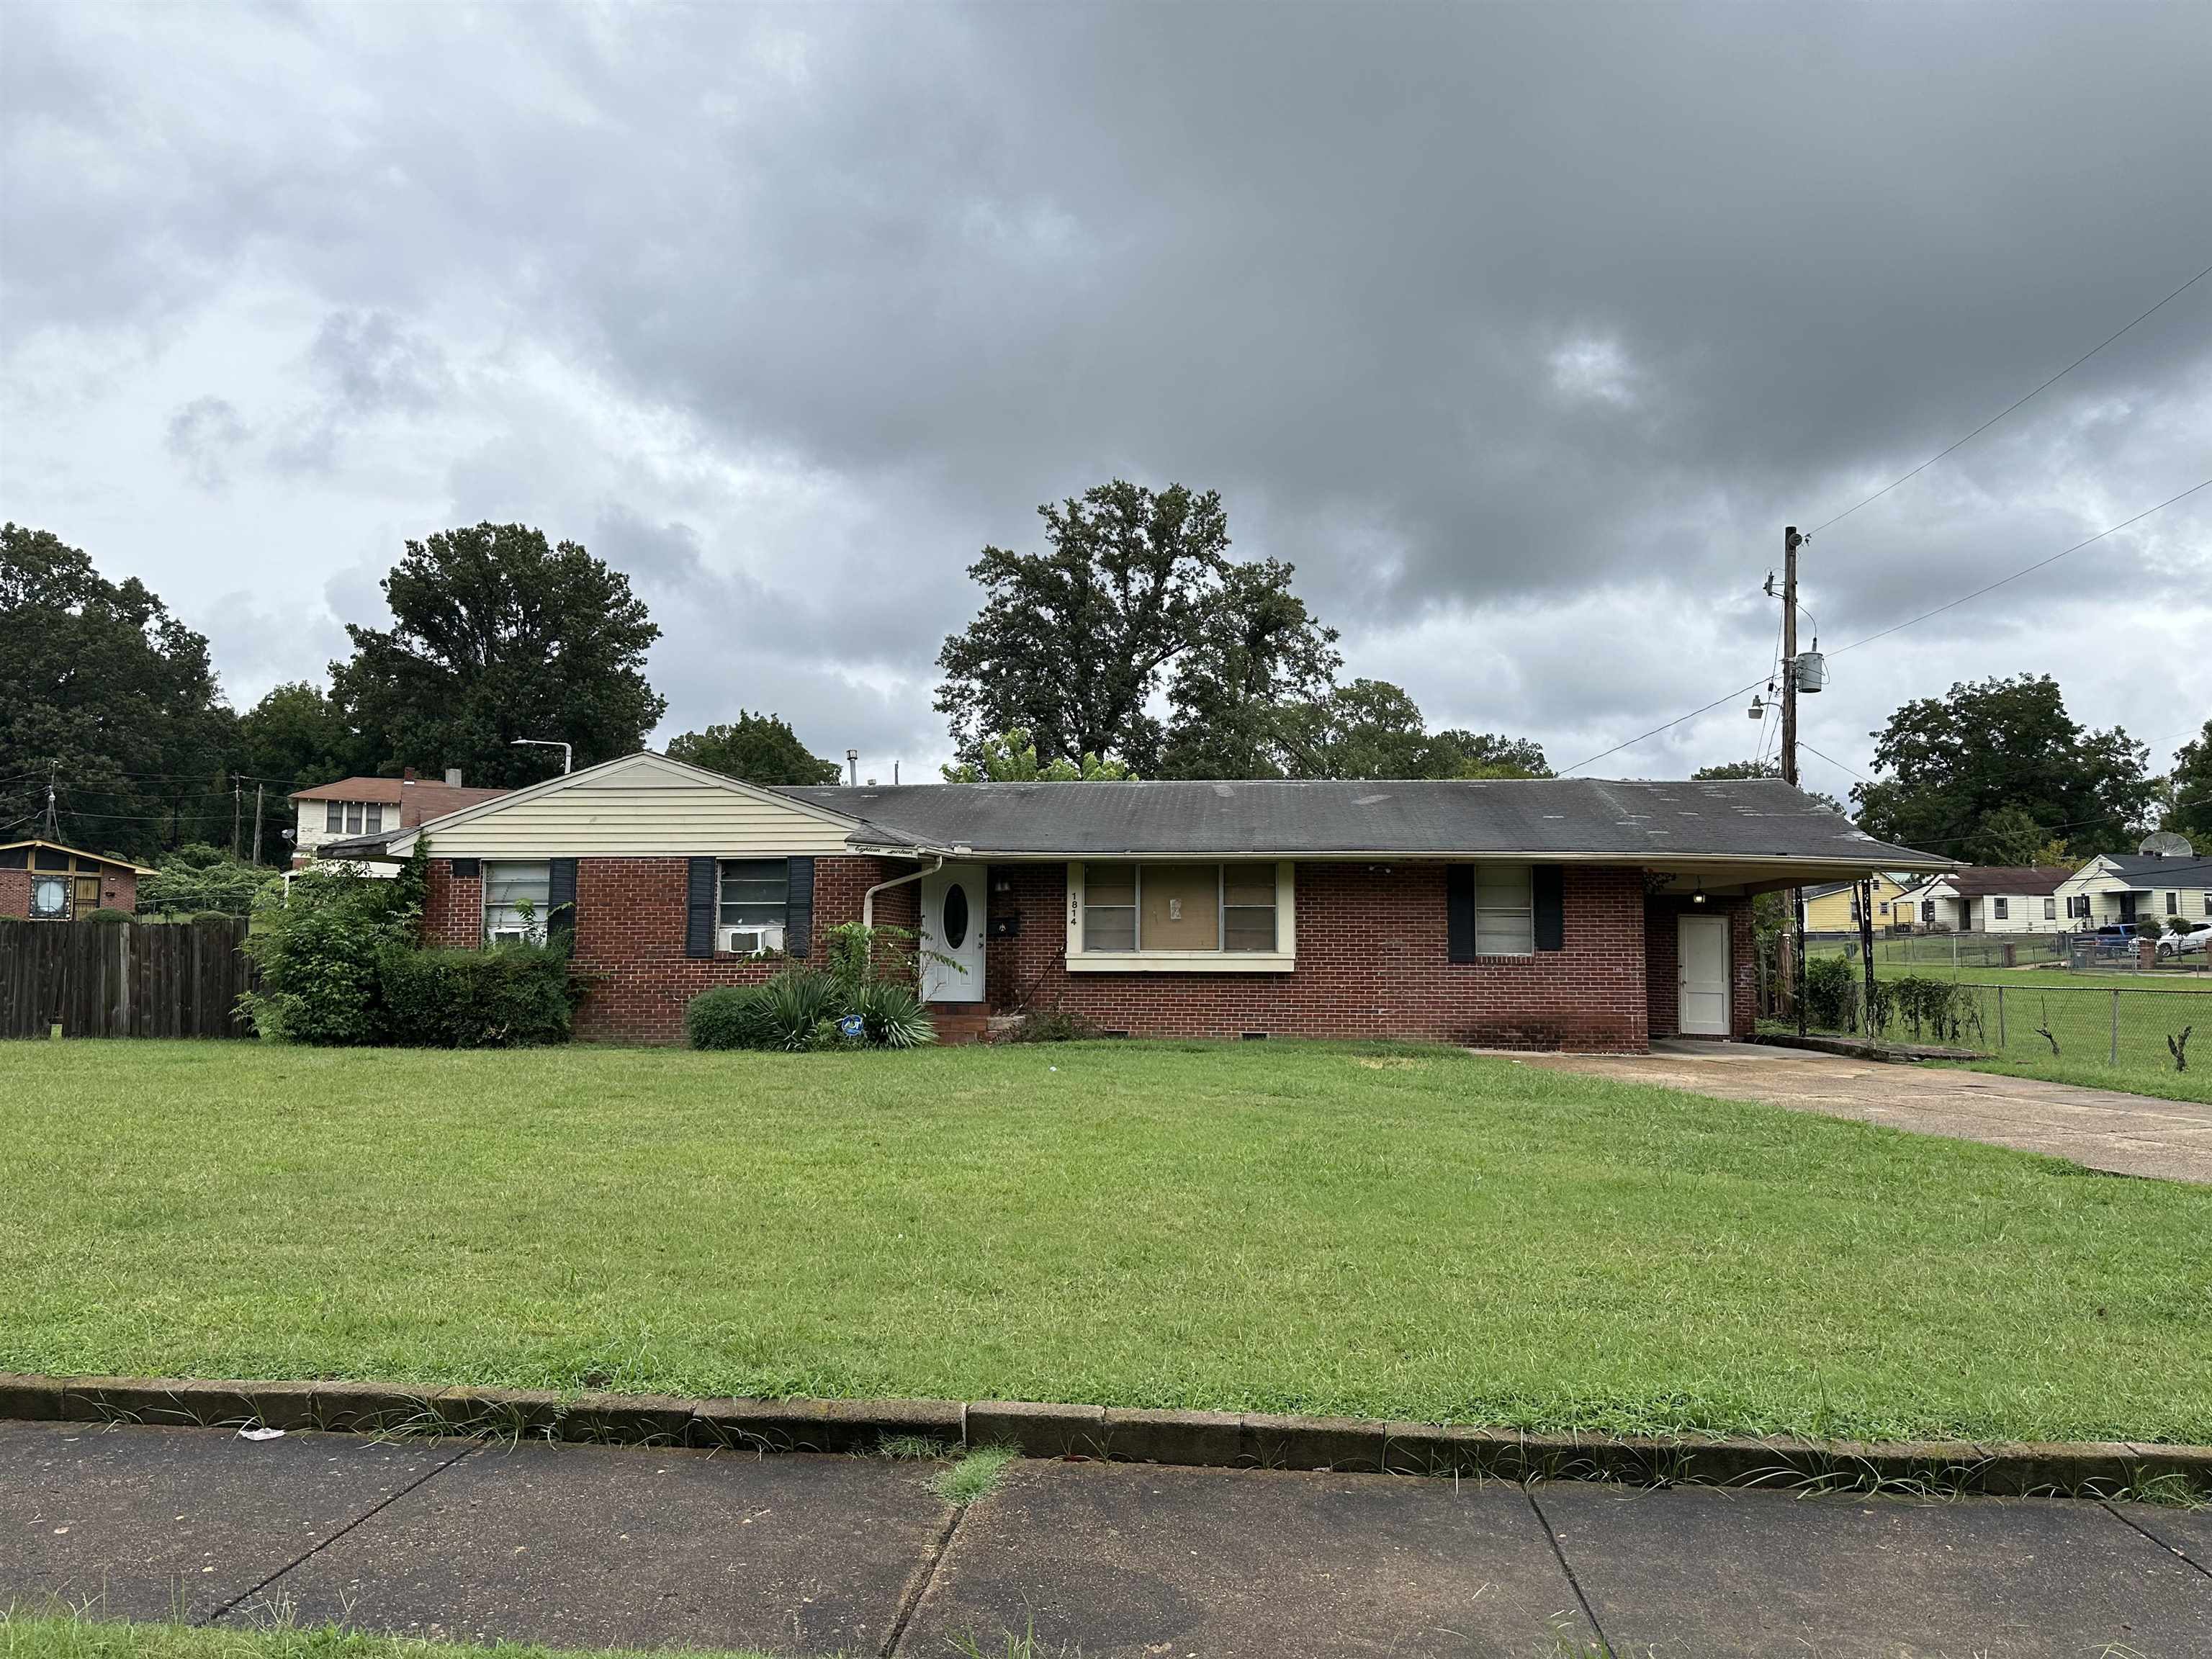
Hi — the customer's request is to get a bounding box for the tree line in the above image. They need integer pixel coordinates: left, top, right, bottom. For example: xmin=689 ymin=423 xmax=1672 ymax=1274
xmin=5 ymin=483 xmax=2207 ymax=871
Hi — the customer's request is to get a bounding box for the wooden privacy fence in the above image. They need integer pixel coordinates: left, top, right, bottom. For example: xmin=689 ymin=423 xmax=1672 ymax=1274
xmin=0 ymin=917 xmax=256 ymax=1039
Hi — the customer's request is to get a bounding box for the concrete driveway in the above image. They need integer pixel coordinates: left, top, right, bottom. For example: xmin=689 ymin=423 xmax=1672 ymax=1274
xmin=1520 ymin=1040 xmax=2212 ymax=1183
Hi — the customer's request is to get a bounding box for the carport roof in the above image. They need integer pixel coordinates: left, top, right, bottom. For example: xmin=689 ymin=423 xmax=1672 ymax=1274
xmin=775 ymin=777 xmax=1951 ymax=868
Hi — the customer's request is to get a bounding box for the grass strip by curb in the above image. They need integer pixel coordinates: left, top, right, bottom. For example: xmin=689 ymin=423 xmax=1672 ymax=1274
xmin=4 ymin=1373 xmax=2205 ymax=1504
xmin=935 ymin=1444 xmax=1020 ymax=1506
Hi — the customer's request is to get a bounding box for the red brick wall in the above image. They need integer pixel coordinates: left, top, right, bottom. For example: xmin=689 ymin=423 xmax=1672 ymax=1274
xmin=985 ymin=862 xmax=1652 ymax=1051
xmin=1644 ymin=895 xmax=1757 ymax=1040
xmin=0 ymin=866 xmax=135 ymax=917
xmin=420 ymin=855 xmax=919 ymax=1043
xmin=420 ymin=854 xmax=1764 ymax=1051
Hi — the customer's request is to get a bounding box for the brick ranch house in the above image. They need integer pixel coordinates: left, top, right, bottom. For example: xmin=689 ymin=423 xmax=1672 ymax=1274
xmin=336 ymin=752 xmax=1950 ymax=1048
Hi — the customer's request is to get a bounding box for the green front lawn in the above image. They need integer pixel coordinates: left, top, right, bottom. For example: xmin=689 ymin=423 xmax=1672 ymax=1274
xmin=4 ymin=1040 xmax=2210 ymax=1446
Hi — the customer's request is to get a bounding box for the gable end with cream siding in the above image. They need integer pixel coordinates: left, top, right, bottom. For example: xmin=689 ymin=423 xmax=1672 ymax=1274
xmin=382 ymin=752 xmax=863 ymax=859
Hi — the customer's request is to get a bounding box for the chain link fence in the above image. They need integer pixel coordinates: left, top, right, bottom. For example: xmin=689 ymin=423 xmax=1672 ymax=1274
xmin=1790 ymin=968 xmax=2208 ymax=1082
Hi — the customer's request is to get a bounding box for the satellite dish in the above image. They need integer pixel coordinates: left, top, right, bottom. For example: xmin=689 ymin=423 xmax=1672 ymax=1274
xmin=2138 ymin=830 xmax=2195 ymax=859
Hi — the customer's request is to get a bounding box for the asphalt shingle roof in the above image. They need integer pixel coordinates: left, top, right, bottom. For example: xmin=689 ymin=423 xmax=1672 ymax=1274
xmin=2098 ymin=855 xmax=2212 ymax=889
xmin=775 ymin=777 xmax=1949 ymax=866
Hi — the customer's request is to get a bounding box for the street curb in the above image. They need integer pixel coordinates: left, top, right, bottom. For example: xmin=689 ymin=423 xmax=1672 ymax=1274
xmin=4 ymin=1374 xmax=2205 ymax=1499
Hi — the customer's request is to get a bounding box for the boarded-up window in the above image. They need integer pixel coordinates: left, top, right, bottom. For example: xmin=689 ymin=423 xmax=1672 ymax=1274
xmin=1141 ymin=863 xmax=1220 ymax=950
xmin=1081 ymin=863 xmax=1282 ymax=953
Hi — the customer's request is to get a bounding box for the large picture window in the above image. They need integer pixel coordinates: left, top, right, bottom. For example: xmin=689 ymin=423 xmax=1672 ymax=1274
xmin=718 ymin=859 xmax=788 ymax=952
xmin=1076 ymin=863 xmax=1284 ymax=959
xmin=484 ymin=861 xmax=552 ymax=945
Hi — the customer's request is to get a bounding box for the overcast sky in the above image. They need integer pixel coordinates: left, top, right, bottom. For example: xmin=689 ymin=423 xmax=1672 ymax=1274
xmin=5 ymin=1 xmax=2208 ymax=794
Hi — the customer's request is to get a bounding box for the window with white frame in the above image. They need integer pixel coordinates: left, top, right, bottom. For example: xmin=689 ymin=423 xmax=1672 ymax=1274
xmin=483 ymin=861 xmax=551 ymax=945
xmin=1993 ymin=898 xmax=2009 ymax=920
xmin=1077 ymin=863 xmax=1280 ymax=954
xmin=2044 ymin=897 xmax=2056 ymax=920
xmin=717 ymin=859 xmax=788 ymax=953
xmin=325 ymin=801 xmax=343 ymax=833
xmin=2203 ymin=895 xmax=2211 ymax=917
xmin=365 ymin=804 xmax=384 ymax=834
xmin=1474 ymin=863 xmax=1535 ymax=955
xmin=2167 ymin=891 xmax=2180 ymax=915
xmin=2067 ymin=894 xmax=2090 ymax=920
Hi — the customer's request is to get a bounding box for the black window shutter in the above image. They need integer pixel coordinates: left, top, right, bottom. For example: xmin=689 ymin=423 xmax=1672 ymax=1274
xmin=785 ymin=856 xmax=815 ymax=958
xmin=1446 ymin=865 xmax=1475 ymax=963
xmin=547 ymin=858 xmax=578 ymax=954
xmin=1534 ymin=865 xmax=1565 ymax=951
xmin=685 ymin=858 xmax=716 ymax=958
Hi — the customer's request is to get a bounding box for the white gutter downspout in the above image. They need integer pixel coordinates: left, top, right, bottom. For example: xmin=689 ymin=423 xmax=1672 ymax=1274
xmin=863 ymin=854 xmax=945 ymax=927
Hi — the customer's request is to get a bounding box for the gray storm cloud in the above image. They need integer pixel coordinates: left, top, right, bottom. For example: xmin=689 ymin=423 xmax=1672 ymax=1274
xmin=4 ymin=2 xmax=2206 ymax=782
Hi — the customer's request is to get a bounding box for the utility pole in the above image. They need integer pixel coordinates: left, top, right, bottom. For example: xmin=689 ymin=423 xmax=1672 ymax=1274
xmin=1783 ymin=526 xmax=1806 ymax=1031
xmin=1781 ymin=526 xmax=1801 ymax=786
xmin=42 ymin=764 xmax=59 ymax=840
xmin=250 ymin=783 xmax=265 ymax=866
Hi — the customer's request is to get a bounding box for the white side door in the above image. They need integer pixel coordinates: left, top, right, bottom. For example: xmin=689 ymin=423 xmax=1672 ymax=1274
xmin=1677 ymin=913 xmax=1730 ymax=1037
xmin=919 ymin=862 xmax=987 ymax=1004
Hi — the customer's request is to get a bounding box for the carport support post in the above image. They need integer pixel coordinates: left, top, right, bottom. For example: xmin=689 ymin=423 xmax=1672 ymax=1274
xmin=1858 ymin=878 xmax=1878 ymax=1038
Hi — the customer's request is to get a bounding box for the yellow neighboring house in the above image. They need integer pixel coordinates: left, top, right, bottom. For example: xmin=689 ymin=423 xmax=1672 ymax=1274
xmin=1802 ymin=872 xmax=1917 ymax=933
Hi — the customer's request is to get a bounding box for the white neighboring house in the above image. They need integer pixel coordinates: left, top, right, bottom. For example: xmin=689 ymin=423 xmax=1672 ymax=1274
xmin=1906 ymin=866 xmax=2074 ymax=932
xmin=2056 ymin=846 xmax=2212 ymax=932
xmin=288 ymin=768 xmax=511 ymax=866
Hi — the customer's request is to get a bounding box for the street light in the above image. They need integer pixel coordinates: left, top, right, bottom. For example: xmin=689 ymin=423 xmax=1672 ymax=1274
xmin=512 ymin=738 xmax=573 ymax=774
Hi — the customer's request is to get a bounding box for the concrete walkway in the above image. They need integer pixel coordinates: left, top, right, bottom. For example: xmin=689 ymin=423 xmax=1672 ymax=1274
xmin=4 ymin=1421 xmax=2208 ymax=1657
xmin=1519 ymin=1039 xmax=2212 ymax=1182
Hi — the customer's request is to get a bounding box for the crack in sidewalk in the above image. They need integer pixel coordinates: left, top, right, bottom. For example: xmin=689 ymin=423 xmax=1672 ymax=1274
xmin=2100 ymin=1498 xmax=2212 ymax=1581
xmin=195 ymin=1436 xmax=484 ymax=1628
xmin=882 ymin=1498 xmax=968 ymax=1658
xmin=1524 ymin=1485 xmax=1614 ymax=1658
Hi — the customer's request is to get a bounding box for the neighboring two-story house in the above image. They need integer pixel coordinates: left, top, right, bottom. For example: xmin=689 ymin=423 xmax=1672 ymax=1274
xmin=288 ymin=768 xmax=510 ymax=866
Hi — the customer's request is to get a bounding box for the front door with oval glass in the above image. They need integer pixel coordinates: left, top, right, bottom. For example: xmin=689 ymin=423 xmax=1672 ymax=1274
xmin=919 ymin=862 xmax=987 ymax=1004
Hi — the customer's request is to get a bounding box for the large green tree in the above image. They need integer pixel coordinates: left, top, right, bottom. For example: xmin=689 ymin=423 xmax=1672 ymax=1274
xmin=935 ymin=481 xmax=1339 ymax=775
xmin=2167 ymin=720 xmax=2212 ymax=846
xmin=237 ymin=681 xmax=362 ymax=794
xmin=332 ymin=523 xmax=666 ymax=788
xmin=1851 ymin=675 xmax=2154 ymax=858
xmin=666 ymin=711 xmax=840 ymax=786
xmin=0 ymin=523 xmax=238 ymax=859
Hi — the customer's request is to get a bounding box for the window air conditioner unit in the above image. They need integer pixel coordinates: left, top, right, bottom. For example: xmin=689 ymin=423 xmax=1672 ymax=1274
xmin=721 ymin=925 xmax=783 ymax=956
xmin=487 ymin=927 xmax=532 ymax=947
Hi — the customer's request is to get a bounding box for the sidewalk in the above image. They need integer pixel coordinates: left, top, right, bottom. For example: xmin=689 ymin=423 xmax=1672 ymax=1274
xmin=3 ymin=1421 xmax=2206 ymax=1658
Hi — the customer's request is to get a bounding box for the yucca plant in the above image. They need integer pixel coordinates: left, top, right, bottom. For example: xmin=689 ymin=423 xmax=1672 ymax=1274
xmin=853 ymin=978 xmax=937 ymax=1048
xmin=753 ymin=968 xmax=845 ymax=1051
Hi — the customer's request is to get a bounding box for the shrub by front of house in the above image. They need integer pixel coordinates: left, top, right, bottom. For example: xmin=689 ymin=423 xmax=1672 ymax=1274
xmin=379 ymin=945 xmax=575 ymax=1047
xmin=242 ymin=845 xmax=575 ymax=1048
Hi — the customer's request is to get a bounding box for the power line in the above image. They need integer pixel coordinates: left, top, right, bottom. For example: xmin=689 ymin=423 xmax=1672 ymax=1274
xmin=1561 ymin=478 xmax=2211 ymax=776
xmin=1808 ymin=256 xmax=2212 ymax=536
xmin=1557 ymin=673 xmax=1777 ymax=776
xmin=1828 ymin=477 xmax=2211 ymax=658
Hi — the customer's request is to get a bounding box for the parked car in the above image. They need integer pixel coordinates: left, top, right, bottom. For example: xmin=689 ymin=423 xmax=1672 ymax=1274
xmin=2156 ymin=921 xmax=2212 ymax=959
